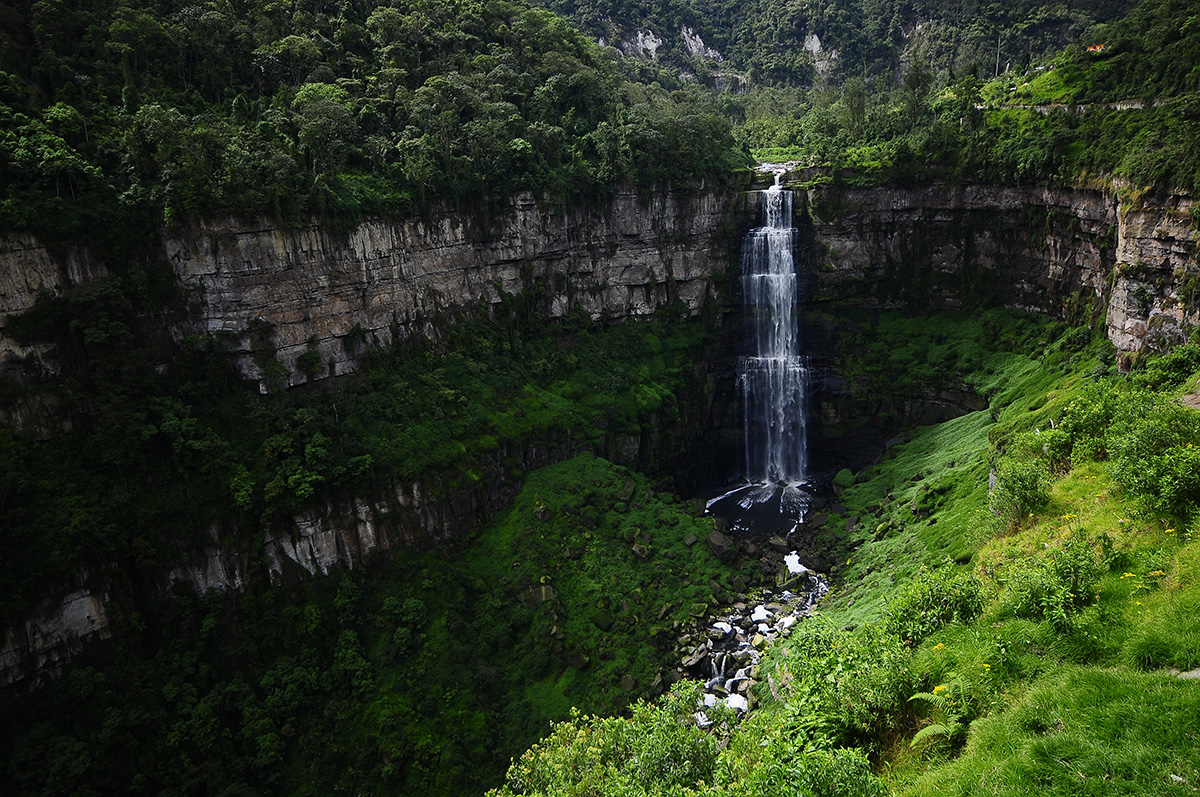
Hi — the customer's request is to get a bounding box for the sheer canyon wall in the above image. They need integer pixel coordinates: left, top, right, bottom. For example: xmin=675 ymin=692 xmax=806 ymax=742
xmin=1 ymin=176 xmax=1196 ymax=686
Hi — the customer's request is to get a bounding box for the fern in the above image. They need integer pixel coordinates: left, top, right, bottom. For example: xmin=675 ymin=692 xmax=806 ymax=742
xmin=910 ymin=721 xmax=962 ymax=747
xmin=908 ymin=677 xmax=972 ymax=749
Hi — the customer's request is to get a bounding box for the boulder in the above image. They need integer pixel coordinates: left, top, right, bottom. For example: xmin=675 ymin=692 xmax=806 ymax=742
xmin=707 ymin=530 xmax=737 ymax=563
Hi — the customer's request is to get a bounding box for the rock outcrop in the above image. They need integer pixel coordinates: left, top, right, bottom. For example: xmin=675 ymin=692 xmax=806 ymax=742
xmin=169 ymin=185 xmax=738 ymax=389
xmin=800 ymin=179 xmax=1199 ymax=360
xmin=3 ymin=175 xmax=1198 ymax=688
xmin=0 ymin=183 xmax=740 ymax=396
xmin=0 ymin=184 xmax=742 ymax=687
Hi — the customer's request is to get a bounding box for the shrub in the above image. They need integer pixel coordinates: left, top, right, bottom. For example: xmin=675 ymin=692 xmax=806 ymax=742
xmin=991 ymin=457 xmax=1050 ymax=523
xmin=1109 ymin=392 xmax=1200 ymax=519
xmin=1057 ymin=381 xmax=1118 ymax=462
xmin=720 ymin=746 xmax=887 ymax=797
xmin=1009 ymin=428 xmax=1072 ymax=474
xmin=885 ymin=564 xmax=989 ymax=644
xmin=768 ymin=621 xmax=912 ymax=752
xmin=1128 ymin=342 xmax=1200 ymax=390
xmin=490 ymin=682 xmax=719 ymax=796
xmin=998 ymin=530 xmax=1109 ymax=632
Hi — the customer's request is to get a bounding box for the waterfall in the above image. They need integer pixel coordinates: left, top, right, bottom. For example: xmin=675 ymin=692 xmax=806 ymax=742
xmin=739 ymin=175 xmax=807 ymax=485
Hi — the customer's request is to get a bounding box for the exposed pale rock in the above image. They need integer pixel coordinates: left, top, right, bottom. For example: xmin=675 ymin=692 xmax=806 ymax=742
xmin=804 ymin=180 xmax=1198 ymax=356
xmin=0 ymin=589 xmax=110 ymax=688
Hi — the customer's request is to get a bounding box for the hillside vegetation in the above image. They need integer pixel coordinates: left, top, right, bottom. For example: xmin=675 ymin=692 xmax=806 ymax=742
xmin=0 ymin=0 xmax=741 ymax=247
xmin=536 ymin=0 xmax=1133 ymax=87
xmin=489 ymin=313 xmax=1200 ymax=796
xmin=745 ymin=0 xmax=1200 ymax=193
xmin=3 ymin=0 xmax=1200 ymax=795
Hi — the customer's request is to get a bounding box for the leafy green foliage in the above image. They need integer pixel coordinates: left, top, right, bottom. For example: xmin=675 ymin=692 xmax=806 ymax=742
xmin=0 ymin=0 xmax=741 ymax=239
xmin=908 ymin=677 xmax=973 ymax=750
xmin=995 ymin=529 xmax=1110 ymax=632
xmin=490 ymin=676 xmax=890 ymax=797
xmin=738 ymin=0 xmax=1200 ymax=194
xmin=1109 ymin=391 xmax=1200 ymax=519
xmin=0 ymin=454 xmax=746 ymax=796
xmin=991 ymin=457 xmax=1051 ymax=523
xmin=491 ymin=684 xmax=719 ymax=797
xmin=758 ymin=620 xmax=912 ymax=754
xmin=886 ymin=564 xmax=989 ymax=644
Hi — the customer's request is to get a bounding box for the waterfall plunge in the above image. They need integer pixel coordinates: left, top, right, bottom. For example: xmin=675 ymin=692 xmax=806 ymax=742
xmin=740 ymin=177 xmax=808 ymax=485
xmin=706 ymin=173 xmax=813 ymax=535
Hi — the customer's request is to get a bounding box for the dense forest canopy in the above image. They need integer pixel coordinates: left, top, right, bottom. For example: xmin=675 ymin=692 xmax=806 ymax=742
xmin=535 ymin=0 xmax=1136 ymax=85
xmin=738 ymin=0 xmax=1200 ymax=193
xmin=0 ymin=0 xmax=741 ymax=243
xmin=1 ymin=0 xmax=1195 ymax=246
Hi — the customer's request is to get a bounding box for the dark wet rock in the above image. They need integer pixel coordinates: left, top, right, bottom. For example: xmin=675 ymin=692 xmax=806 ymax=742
xmin=707 ymin=530 xmax=737 ymax=563
xmin=566 ymin=651 xmax=590 ymax=670
xmin=591 ymin=609 xmax=614 ymax=631
xmin=618 ymin=479 xmax=636 ymax=502
xmin=517 ymin=584 xmax=556 ymax=608
xmin=682 ymin=646 xmax=707 ymax=668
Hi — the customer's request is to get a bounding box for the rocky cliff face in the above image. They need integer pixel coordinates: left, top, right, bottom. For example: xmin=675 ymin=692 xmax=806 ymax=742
xmin=3 ymin=176 xmax=1197 ymax=688
xmin=801 ymin=180 xmax=1199 ymax=361
xmin=167 ymin=186 xmax=740 ymax=389
xmin=0 ymin=184 xmax=740 ymax=394
xmin=0 ymin=183 xmax=744 ymax=687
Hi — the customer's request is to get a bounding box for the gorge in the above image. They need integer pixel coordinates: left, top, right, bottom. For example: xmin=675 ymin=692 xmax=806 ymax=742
xmin=2 ymin=172 xmax=1196 ymax=682
xmin=2 ymin=171 xmax=1199 ymax=796
xmin=4 ymin=0 xmax=1200 ymax=792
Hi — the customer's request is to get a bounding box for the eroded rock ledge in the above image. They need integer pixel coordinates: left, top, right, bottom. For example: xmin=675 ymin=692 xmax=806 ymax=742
xmin=801 ymin=180 xmax=1198 ymax=361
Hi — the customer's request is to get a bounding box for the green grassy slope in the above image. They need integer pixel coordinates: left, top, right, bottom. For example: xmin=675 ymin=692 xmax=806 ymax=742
xmin=489 ymin=310 xmax=1200 ymax=797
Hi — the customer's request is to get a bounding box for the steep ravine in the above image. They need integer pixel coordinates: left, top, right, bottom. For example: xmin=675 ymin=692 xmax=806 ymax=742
xmin=2 ymin=176 xmax=1197 ymax=689
xmin=0 ymin=182 xmax=750 ymax=687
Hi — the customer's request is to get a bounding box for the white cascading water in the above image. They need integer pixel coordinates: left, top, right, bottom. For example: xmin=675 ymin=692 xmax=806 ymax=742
xmin=740 ymin=174 xmax=807 ymax=485
xmin=705 ymin=168 xmax=812 ymax=535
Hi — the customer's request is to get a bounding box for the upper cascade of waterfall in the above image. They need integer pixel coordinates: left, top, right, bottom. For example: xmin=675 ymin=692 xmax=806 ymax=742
xmin=740 ymin=176 xmax=808 ymax=486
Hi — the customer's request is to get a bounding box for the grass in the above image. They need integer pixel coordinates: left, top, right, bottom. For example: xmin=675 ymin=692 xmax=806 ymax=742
xmin=901 ymin=666 xmax=1200 ymax=796
xmin=761 ymin=310 xmax=1200 ymax=794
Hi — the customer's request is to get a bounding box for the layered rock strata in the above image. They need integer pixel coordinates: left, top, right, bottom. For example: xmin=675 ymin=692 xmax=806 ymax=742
xmin=168 ymin=186 xmax=739 ymax=388
xmin=4 ymin=177 xmax=1198 ymax=687
xmin=801 ymin=180 xmax=1199 ymax=358
xmin=0 ymin=184 xmax=741 ymax=686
